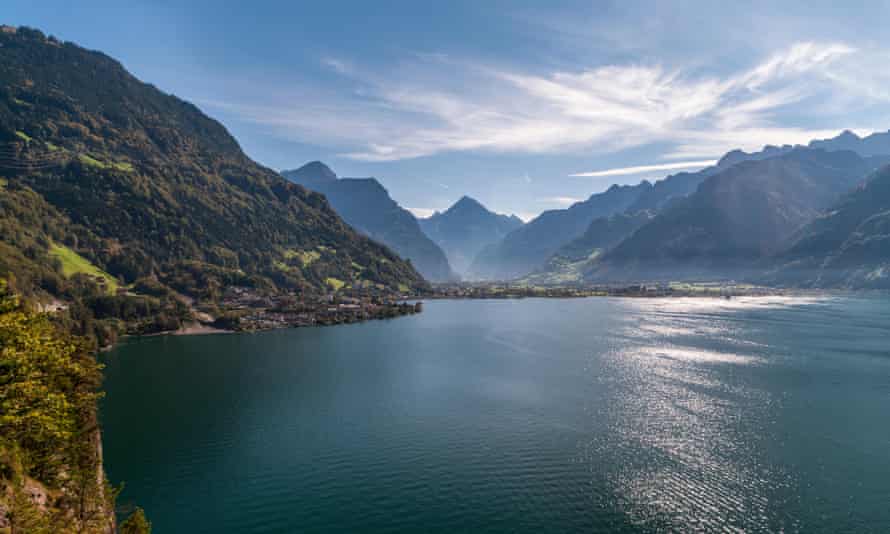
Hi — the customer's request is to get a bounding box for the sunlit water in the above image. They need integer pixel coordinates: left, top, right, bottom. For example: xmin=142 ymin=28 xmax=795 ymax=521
xmin=101 ymin=296 xmax=890 ymax=533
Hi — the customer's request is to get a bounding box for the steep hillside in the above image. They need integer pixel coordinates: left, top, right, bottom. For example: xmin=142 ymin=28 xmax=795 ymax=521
xmin=418 ymin=196 xmax=523 ymax=275
xmin=282 ymin=162 xmax=455 ymax=281
xmin=0 ymin=26 xmax=427 ymax=304
xmin=770 ymin=164 xmax=890 ymax=288
xmin=590 ymin=149 xmax=887 ymax=281
xmin=468 ymin=183 xmax=648 ymax=280
xmin=467 ymin=143 xmax=810 ymax=281
xmin=523 ymin=211 xmax=653 ymax=285
xmin=627 ymin=145 xmax=795 ymax=213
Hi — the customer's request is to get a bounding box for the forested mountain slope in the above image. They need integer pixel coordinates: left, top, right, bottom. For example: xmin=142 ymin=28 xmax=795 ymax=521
xmin=0 ymin=26 xmax=427 ymax=308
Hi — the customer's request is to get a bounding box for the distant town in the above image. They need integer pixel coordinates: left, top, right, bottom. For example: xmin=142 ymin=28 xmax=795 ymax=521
xmin=210 ymin=286 xmax=424 ymax=332
xmin=194 ymin=280 xmax=788 ymax=334
xmin=427 ymin=281 xmax=786 ymax=300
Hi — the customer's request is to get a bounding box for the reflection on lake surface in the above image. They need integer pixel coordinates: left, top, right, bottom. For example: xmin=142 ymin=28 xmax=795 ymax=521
xmin=102 ymin=296 xmax=890 ymax=533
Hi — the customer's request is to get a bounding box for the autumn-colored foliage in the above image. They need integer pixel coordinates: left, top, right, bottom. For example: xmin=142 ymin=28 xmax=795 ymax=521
xmin=0 ymin=279 xmax=112 ymax=532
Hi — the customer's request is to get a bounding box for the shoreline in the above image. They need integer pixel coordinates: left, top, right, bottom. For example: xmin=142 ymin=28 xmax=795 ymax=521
xmin=103 ymin=288 xmax=857 ymax=351
xmin=102 ymin=304 xmax=424 ymax=350
xmin=173 ymin=322 xmax=233 ymax=336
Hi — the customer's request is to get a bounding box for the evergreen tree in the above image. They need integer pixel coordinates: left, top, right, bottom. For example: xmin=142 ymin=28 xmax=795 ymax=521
xmin=120 ymin=507 xmax=152 ymax=534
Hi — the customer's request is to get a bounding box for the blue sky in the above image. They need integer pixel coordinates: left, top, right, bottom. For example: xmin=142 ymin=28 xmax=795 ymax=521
xmin=6 ymin=1 xmax=890 ymax=220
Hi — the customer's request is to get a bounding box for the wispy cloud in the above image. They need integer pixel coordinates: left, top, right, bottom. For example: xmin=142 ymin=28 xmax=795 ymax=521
xmin=202 ymin=41 xmax=886 ymax=163
xmin=321 ymin=57 xmax=353 ymax=76
xmin=540 ymin=196 xmax=583 ymax=206
xmin=405 ymin=207 xmax=437 ymax=218
xmin=515 ymin=212 xmax=537 ymax=223
xmin=570 ymin=160 xmax=717 ymax=178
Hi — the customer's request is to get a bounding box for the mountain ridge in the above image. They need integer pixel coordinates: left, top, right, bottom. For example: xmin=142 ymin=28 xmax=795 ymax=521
xmin=282 ymin=162 xmax=456 ymax=281
xmin=586 ymin=149 xmax=890 ymax=282
xmin=768 ymin=164 xmax=890 ymax=288
xmin=473 ymin=129 xmax=890 ymax=282
xmin=418 ymin=196 xmax=523 ymax=276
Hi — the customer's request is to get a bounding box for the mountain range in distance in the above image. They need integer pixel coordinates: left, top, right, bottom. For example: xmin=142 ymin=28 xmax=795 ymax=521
xmin=3 ymin=24 xmax=890 ymax=299
xmin=417 ymin=196 xmax=524 ymax=276
xmin=282 ymin=162 xmax=457 ymax=281
xmin=479 ymin=130 xmax=890 ymax=289
xmin=283 ymin=163 xmax=525 ymax=280
xmin=283 ymin=127 xmax=890 ymax=290
xmin=589 ymin=148 xmax=890 ymax=283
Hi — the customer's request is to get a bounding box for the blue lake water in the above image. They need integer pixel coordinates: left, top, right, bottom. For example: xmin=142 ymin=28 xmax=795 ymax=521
xmin=101 ymin=296 xmax=890 ymax=532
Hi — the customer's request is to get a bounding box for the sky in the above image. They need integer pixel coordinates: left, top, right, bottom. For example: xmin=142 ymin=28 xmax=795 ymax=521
xmin=6 ymin=1 xmax=890 ymax=220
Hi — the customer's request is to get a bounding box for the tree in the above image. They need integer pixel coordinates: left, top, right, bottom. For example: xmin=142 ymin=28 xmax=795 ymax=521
xmin=0 ymin=278 xmax=109 ymax=532
xmin=0 ymin=279 xmax=101 ymax=481
xmin=119 ymin=507 xmax=152 ymax=534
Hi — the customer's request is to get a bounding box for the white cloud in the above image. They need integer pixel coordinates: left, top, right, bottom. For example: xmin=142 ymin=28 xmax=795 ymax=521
xmin=202 ymin=41 xmax=886 ymax=163
xmin=540 ymin=196 xmax=583 ymax=206
xmin=405 ymin=207 xmax=437 ymax=218
xmin=515 ymin=212 xmax=537 ymax=223
xmin=321 ymin=57 xmax=353 ymax=75
xmin=570 ymin=160 xmax=717 ymax=178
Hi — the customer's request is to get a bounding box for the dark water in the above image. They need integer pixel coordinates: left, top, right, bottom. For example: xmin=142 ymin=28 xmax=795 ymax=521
xmin=101 ymin=296 xmax=890 ymax=533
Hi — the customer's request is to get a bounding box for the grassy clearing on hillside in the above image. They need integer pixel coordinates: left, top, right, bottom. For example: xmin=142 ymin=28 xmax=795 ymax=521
xmin=518 ymin=250 xmax=603 ymax=286
xmin=283 ymin=248 xmax=321 ymax=267
xmin=14 ymin=130 xmax=32 ymax=142
xmin=325 ymin=277 xmax=345 ymax=291
xmin=49 ymin=243 xmax=119 ymax=293
xmin=78 ymin=153 xmax=134 ymax=172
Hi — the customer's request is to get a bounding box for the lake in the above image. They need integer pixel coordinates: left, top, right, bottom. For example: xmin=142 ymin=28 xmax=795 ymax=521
xmin=101 ymin=296 xmax=890 ymax=533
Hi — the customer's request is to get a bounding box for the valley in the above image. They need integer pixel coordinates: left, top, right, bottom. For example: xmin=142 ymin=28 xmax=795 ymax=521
xmin=3 ymin=12 xmax=890 ymax=533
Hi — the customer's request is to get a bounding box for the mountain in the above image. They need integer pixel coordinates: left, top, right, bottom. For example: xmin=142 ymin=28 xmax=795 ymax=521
xmin=469 ymin=131 xmax=890 ymax=283
xmin=282 ymin=160 xmax=337 ymax=189
xmin=769 ymin=164 xmax=890 ymax=288
xmin=418 ymin=196 xmax=523 ymax=275
xmin=587 ymin=149 xmax=889 ymax=281
xmin=627 ymin=145 xmax=796 ymax=213
xmin=808 ymin=129 xmax=890 ymax=156
xmin=601 ymin=133 xmax=888 ymax=218
xmin=0 ymin=26 xmax=427 ymax=302
xmin=521 ymin=211 xmax=654 ymax=285
xmin=466 ymin=144 xmax=815 ymax=281
xmin=468 ymin=183 xmax=649 ymax=280
xmin=282 ymin=163 xmax=455 ymax=281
